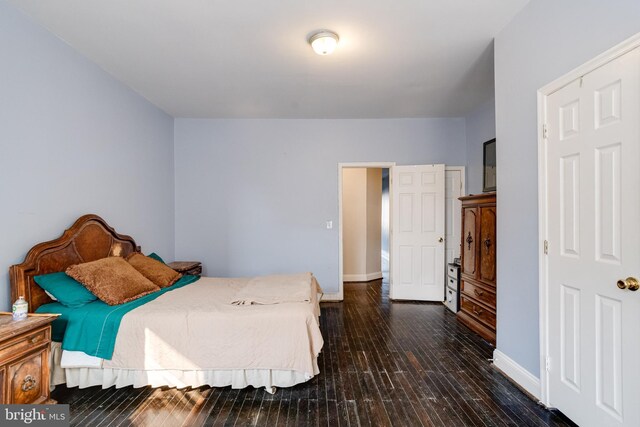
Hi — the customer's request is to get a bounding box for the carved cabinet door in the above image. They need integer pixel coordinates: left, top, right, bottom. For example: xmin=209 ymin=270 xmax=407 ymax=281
xmin=479 ymin=206 xmax=496 ymax=285
xmin=462 ymin=207 xmax=477 ymax=277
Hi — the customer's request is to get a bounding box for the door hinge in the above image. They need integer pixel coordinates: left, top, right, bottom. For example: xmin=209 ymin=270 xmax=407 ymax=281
xmin=544 ymin=240 xmax=549 ymax=255
xmin=545 ymin=356 xmax=551 ymax=372
xmin=542 ymin=123 xmax=548 ymax=139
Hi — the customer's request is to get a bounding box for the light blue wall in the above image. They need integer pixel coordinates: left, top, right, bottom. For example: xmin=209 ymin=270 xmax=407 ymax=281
xmin=464 ymin=98 xmax=495 ymax=195
xmin=495 ymin=0 xmax=640 ymax=377
xmin=174 ymin=119 xmax=466 ymax=294
xmin=0 ymin=2 xmax=175 ymax=310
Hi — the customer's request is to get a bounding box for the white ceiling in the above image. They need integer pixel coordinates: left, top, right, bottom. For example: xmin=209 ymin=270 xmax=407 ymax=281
xmin=9 ymin=0 xmax=528 ymax=118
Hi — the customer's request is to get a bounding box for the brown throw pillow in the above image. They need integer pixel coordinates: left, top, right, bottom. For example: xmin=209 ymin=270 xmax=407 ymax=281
xmin=126 ymin=253 xmax=182 ymax=288
xmin=66 ymin=257 xmax=160 ymax=306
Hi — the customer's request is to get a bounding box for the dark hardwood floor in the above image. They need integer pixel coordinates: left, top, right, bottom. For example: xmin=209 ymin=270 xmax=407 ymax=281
xmin=52 ymin=280 xmax=575 ymax=426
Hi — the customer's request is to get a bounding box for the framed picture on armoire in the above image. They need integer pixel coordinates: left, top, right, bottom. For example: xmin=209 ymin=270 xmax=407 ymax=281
xmin=483 ymin=138 xmax=496 ymax=192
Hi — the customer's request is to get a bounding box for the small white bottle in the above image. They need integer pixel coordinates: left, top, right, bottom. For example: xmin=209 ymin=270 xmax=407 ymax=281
xmin=12 ymin=296 xmax=28 ymax=321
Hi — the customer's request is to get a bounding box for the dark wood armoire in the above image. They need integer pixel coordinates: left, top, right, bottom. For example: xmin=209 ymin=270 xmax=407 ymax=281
xmin=457 ymin=192 xmax=497 ymax=345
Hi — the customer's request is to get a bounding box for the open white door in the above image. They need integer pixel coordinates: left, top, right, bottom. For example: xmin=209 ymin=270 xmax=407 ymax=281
xmin=545 ymin=46 xmax=640 ymax=427
xmin=391 ymin=164 xmax=445 ymax=301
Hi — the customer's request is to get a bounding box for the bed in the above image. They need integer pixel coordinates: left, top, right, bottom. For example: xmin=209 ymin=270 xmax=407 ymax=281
xmin=9 ymin=214 xmax=323 ymax=392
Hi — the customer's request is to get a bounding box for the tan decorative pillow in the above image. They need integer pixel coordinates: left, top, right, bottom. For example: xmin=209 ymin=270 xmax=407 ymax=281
xmin=66 ymin=257 xmax=160 ymax=305
xmin=126 ymin=253 xmax=182 ymax=288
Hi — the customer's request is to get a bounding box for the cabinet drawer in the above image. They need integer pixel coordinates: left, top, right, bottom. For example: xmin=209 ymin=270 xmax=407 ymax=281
xmin=0 ymin=326 xmax=50 ymax=363
xmin=8 ymin=349 xmax=48 ymax=404
xmin=460 ymin=295 xmax=496 ymax=329
xmin=447 ymin=265 xmax=459 ymax=280
xmin=461 ymin=280 xmax=496 ymax=308
xmin=448 ymin=277 xmax=457 ymax=289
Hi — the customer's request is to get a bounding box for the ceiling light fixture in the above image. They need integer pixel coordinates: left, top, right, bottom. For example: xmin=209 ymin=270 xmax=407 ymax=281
xmin=309 ymin=30 xmax=339 ymax=55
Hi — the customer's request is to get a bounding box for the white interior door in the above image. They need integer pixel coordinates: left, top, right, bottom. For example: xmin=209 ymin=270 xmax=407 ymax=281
xmin=445 ymin=168 xmax=464 ymax=265
xmin=546 ymin=47 xmax=640 ymax=427
xmin=391 ymin=164 xmax=445 ymax=301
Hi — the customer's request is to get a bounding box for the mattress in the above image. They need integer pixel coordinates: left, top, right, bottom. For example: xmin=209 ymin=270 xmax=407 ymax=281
xmin=50 ymin=275 xmax=323 ymax=390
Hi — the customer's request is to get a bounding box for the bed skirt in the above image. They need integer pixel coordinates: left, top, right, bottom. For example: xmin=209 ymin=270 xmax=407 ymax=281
xmin=50 ymin=342 xmax=316 ymax=390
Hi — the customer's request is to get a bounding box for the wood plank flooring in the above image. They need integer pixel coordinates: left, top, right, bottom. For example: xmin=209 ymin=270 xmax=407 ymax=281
xmin=51 ymin=280 xmax=576 ymax=426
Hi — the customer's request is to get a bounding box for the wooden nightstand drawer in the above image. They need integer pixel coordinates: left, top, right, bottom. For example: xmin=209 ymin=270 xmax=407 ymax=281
xmin=0 ymin=326 xmax=50 ymax=364
xmin=8 ymin=348 xmax=48 ymax=404
xmin=168 ymin=261 xmax=202 ymax=276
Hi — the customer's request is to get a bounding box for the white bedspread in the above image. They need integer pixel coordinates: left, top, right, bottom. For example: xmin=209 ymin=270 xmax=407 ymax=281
xmin=101 ymin=276 xmax=323 ymax=378
xmin=60 ymin=350 xmax=102 ymax=368
xmin=230 ymin=272 xmax=317 ymax=305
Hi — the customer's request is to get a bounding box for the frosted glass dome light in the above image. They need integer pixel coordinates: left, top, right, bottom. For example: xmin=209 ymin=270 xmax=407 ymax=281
xmin=309 ymin=31 xmax=339 ymax=55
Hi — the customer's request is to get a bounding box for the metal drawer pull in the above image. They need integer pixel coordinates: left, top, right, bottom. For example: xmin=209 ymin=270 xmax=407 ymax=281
xmin=473 ymin=289 xmax=484 ymax=298
xmin=472 ymin=306 xmax=484 ymax=316
xmin=21 ymin=375 xmax=37 ymax=392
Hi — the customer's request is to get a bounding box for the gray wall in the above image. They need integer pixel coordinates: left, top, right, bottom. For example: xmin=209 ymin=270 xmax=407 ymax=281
xmin=495 ymin=0 xmax=640 ymax=376
xmin=464 ymin=98 xmax=496 ymax=195
xmin=174 ymin=119 xmax=466 ymax=294
xmin=0 ymin=2 xmax=175 ymax=310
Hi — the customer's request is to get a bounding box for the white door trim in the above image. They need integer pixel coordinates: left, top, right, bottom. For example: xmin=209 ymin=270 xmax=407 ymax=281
xmin=537 ymin=32 xmax=640 ymax=407
xmin=445 ymin=166 xmax=466 ymax=195
xmin=334 ymin=162 xmax=396 ymax=302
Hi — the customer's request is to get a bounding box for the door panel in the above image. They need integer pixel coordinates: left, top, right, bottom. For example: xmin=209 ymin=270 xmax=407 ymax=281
xmin=479 ymin=207 xmax=496 ymax=284
xmin=8 ymin=350 xmax=46 ymax=404
xmin=560 ymin=154 xmax=580 ymax=257
xmin=546 ymin=47 xmax=640 ymax=427
xmin=595 ymin=143 xmax=621 ymax=263
xmin=595 ymin=295 xmax=623 ymax=420
xmin=391 ymin=164 xmax=445 ymax=301
xmin=560 ymin=284 xmax=581 ymax=391
xmin=462 ymin=208 xmax=477 ymax=277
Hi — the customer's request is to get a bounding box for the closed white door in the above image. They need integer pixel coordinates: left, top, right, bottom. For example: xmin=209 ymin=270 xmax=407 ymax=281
xmin=391 ymin=164 xmax=445 ymax=301
xmin=445 ymin=168 xmax=464 ymax=265
xmin=546 ymin=47 xmax=640 ymax=427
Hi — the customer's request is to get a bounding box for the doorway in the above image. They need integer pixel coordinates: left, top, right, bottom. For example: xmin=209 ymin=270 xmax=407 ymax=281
xmin=338 ymin=163 xmax=465 ymax=302
xmin=338 ymin=162 xmax=395 ymax=301
xmin=341 ymin=167 xmax=390 ymax=286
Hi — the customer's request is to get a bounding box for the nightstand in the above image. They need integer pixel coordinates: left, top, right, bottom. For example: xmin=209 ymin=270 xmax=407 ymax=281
xmin=0 ymin=313 xmax=59 ymax=404
xmin=167 ymin=261 xmax=202 ymax=276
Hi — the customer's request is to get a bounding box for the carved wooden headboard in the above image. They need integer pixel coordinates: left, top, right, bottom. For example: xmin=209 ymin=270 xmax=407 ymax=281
xmin=9 ymin=214 xmax=140 ymax=312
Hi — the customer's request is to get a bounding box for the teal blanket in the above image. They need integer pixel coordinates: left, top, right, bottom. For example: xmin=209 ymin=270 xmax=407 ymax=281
xmin=36 ymin=275 xmax=200 ymax=360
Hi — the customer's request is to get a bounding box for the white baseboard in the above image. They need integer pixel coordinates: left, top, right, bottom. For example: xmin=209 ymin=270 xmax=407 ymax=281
xmin=343 ymin=272 xmax=382 ymax=282
xmin=320 ymin=292 xmax=342 ymax=302
xmin=493 ymin=349 xmax=541 ymax=400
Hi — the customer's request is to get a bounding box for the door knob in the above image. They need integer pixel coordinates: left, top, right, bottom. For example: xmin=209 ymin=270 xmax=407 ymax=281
xmin=438 ymin=237 xmax=444 ymax=243
xmin=617 ymin=277 xmax=639 ymax=291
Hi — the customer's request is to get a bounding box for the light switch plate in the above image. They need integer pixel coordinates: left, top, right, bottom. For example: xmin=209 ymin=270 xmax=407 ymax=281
xmin=326 ymin=220 xmax=333 ymax=229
